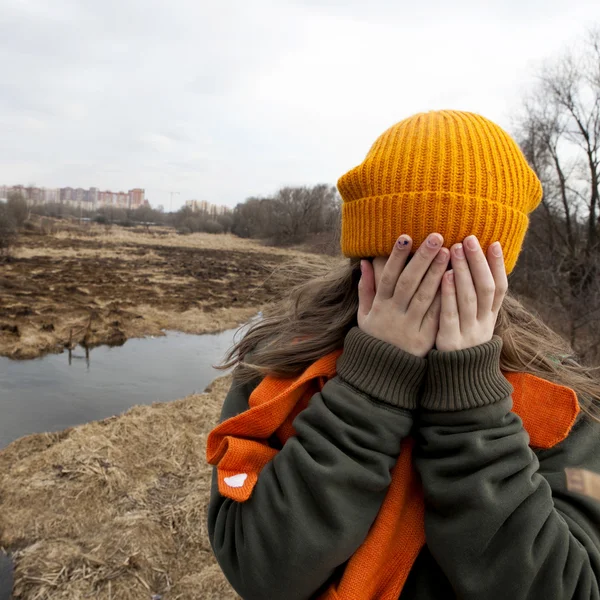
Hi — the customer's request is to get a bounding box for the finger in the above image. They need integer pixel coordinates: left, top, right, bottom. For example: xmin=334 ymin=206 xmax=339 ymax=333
xmin=451 ymin=242 xmax=477 ymax=326
xmin=421 ymin=287 xmax=442 ymax=333
xmin=464 ymin=235 xmax=496 ymax=318
xmin=406 ymin=247 xmax=450 ymax=319
xmin=487 ymin=242 xmax=508 ymax=313
xmin=394 ymin=232 xmax=444 ymax=311
xmin=439 ymin=270 xmax=460 ymax=340
xmin=357 ymin=259 xmax=376 ymax=320
xmin=376 ymin=235 xmax=413 ymax=300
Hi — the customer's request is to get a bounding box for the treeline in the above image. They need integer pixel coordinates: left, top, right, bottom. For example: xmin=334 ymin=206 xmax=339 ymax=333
xmin=31 ymin=201 xmax=166 ymax=228
xmin=231 ymin=184 xmax=341 ymax=247
xmin=173 ymin=184 xmax=341 ymax=244
xmin=510 ymin=29 xmax=600 ymax=363
xmin=172 ymin=207 xmax=233 ymax=235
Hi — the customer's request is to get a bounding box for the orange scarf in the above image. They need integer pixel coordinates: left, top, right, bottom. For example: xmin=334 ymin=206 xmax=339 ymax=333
xmin=206 ymin=349 xmax=580 ymax=600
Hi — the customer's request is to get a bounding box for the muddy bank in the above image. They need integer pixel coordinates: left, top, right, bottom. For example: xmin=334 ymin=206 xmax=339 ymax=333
xmin=0 ymin=374 xmax=238 ymax=599
xmin=0 ymin=226 xmax=322 ymax=359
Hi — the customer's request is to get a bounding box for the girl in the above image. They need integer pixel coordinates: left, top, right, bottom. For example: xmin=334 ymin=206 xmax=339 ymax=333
xmin=207 ymin=110 xmax=600 ymax=599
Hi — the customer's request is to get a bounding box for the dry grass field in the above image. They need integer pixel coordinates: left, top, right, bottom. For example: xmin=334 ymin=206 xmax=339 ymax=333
xmin=0 ymin=222 xmax=326 ymax=359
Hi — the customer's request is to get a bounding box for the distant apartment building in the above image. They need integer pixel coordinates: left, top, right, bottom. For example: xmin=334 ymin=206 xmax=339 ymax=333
xmin=185 ymin=199 xmax=231 ymax=216
xmin=0 ymin=184 xmax=54 ymax=204
xmin=186 ymin=199 xmax=206 ymax=212
xmin=87 ymin=187 xmax=98 ymax=206
xmin=1 ymin=184 xmax=146 ymax=210
xmin=129 ymin=188 xmax=144 ymax=208
xmin=60 ymin=187 xmax=73 ymax=203
xmin=43 ymin=188 xmax=61 ymax=203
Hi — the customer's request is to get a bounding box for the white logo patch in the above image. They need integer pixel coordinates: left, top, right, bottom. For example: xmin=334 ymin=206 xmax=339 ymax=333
xmin=224 ymin=473 xmax=248 ymax=488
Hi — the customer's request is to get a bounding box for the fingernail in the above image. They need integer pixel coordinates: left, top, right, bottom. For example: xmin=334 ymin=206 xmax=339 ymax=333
xmin=447 ymin=270 xmax=454 ymax=284
xmin=491 ymin=242 xmax=502 ymax=257
xmin=360 ymin=260 xmax=364 ymax=273
xmin=435 ymin=248 xmax=449 ymax=263
xmin=426 ymin=233 xmax=442 ymax=249
xmin=396 ymin=235 xmax=410 ymax=249
xmin=465 ymin=236 xmax=480 ymax=251
xmin=453 ymin=244 xmax=465 ymax=258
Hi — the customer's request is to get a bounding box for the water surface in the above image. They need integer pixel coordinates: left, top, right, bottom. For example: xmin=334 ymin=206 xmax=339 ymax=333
xmin=0 ymin=328 xmax=242 ymax=448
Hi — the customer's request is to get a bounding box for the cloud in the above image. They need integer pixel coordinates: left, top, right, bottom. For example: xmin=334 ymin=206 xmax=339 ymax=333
xmin=0 ymin=0 xmax=599 ymax=208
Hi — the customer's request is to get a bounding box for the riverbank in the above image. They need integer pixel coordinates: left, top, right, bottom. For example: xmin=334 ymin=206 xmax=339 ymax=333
xmin=0 ymin=221 xmax=337 ymax=597
xmin=0 ymin=223 xmax=323 ymax=360
xmin=0 ymin=373 xmax=238 ymax=599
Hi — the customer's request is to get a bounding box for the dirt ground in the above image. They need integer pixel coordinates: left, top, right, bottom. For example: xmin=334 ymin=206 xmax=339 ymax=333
xmin=0 ymin=374 xmax=239 ymax=599
xmin=0 ymin=222 xmax=325 ymax=359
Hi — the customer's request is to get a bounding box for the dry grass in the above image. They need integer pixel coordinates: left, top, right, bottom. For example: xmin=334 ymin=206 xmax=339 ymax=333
xmin=51 ymin=225 xmax=309 ymax=256
xmin=13 ymin=247 xmax=166 ymax=263
xmin=1 ymin=225 xmax=328 ymax=359
xmin=0 ymin=375 xmax=239 ymax=600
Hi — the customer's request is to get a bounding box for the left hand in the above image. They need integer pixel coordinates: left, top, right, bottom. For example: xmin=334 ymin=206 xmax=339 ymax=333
xmin=435 ymin=236 xmax=508 ymax=352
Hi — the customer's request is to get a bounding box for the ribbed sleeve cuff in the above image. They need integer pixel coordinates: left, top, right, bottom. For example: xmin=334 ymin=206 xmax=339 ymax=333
xmin=422 ymin=336 xmax=514 ymax=411
xmin=336 ymin=327 xmax=427 ymax=410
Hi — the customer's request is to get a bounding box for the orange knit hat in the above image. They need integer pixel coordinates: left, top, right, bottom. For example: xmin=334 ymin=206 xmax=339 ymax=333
xmin=337 ymin=110 xmax=543 ymax=273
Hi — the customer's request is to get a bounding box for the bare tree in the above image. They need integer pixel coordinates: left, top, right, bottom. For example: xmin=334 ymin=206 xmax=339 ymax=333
xmin=271 ymin=186 xmax=323 ymax=243
xmin=514 ymin=28 xmax=600 ymax=361
xmin=232 ymin=197 xmax=273 ymax=238
xmin=231 ymin=185 xmax=341 ymax=247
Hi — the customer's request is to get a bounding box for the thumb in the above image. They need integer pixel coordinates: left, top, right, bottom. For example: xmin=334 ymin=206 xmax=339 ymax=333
xmin=358 ymin=260 xmax=376 ymax=320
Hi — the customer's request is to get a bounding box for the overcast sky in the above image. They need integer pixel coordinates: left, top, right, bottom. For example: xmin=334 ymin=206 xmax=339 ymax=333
xmin=1 ymin=0 xmax=599 ymax=210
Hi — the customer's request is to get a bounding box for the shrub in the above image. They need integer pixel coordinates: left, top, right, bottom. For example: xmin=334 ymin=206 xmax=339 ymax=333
xmin=7 ymin=192 xmax=29 ymax=228
xmin=0 ymin=204 xmax=17 ymax=260
xmin=204 ymin=220 xmax=224 ymax=234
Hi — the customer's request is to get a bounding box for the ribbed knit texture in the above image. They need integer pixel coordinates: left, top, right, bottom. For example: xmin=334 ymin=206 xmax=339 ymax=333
xmin=337 ymin=110 xmax=543 ymax=273
xmin=207 ymin=338 xmax=580 ymax=600
xmin=336 ymin=327 xmax=426 ymax=409
xmin=423 ymin=337 xmax=514 ymax=411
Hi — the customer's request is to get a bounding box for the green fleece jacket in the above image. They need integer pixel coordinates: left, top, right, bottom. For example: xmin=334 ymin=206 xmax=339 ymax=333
xmin=208 ymin=326 xmax=600 ymax=599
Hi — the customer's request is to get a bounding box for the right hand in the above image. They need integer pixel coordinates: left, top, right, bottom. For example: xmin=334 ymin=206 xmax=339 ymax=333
xmin=357 ymin=233 xmax=450 ymax=358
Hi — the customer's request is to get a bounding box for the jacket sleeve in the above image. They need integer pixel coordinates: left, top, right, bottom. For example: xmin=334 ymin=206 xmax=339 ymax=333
xmin=208 ymin=327 xmax=427 ymax=600
xmin=415 ymin=337 xmax=600 ymax=600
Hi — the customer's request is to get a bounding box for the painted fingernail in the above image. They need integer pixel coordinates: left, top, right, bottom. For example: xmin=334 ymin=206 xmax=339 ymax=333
xmin=435 ymin=248 xmax=449 ymax=263
xmin=453 ymin=244 xmax=465 ymax=258
xmin=396 ymin=235 xmax=410 ymax=249
xmin=426 ymin=233 xmax=442 ymax=248
xmin=465 ymin=236 xmax=480 ymax=251
xmin=447 ymin=270 xmax=455 ymax=284
xmin=491 ymin=242 xmax=502 ymax=257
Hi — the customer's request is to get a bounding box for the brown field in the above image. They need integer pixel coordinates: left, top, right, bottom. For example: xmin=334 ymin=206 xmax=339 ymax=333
xmin=0 ymin=223 xmax=328 ymax=359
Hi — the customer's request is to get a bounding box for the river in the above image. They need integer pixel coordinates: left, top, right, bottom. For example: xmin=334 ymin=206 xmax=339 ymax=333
xmin=0 ymin=327 xmax=243 ymax=448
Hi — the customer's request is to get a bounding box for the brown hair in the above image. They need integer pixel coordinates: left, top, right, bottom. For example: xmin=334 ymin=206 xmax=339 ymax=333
xmin=217 ymin=257 xmax=600 ymax=421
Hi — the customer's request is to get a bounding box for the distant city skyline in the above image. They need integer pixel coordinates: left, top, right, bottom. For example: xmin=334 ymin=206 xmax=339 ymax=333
xmin=0 ymin=184 xmax=147 ymax=211
xmin=0 ymin=183 xmax=234 ymax=214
